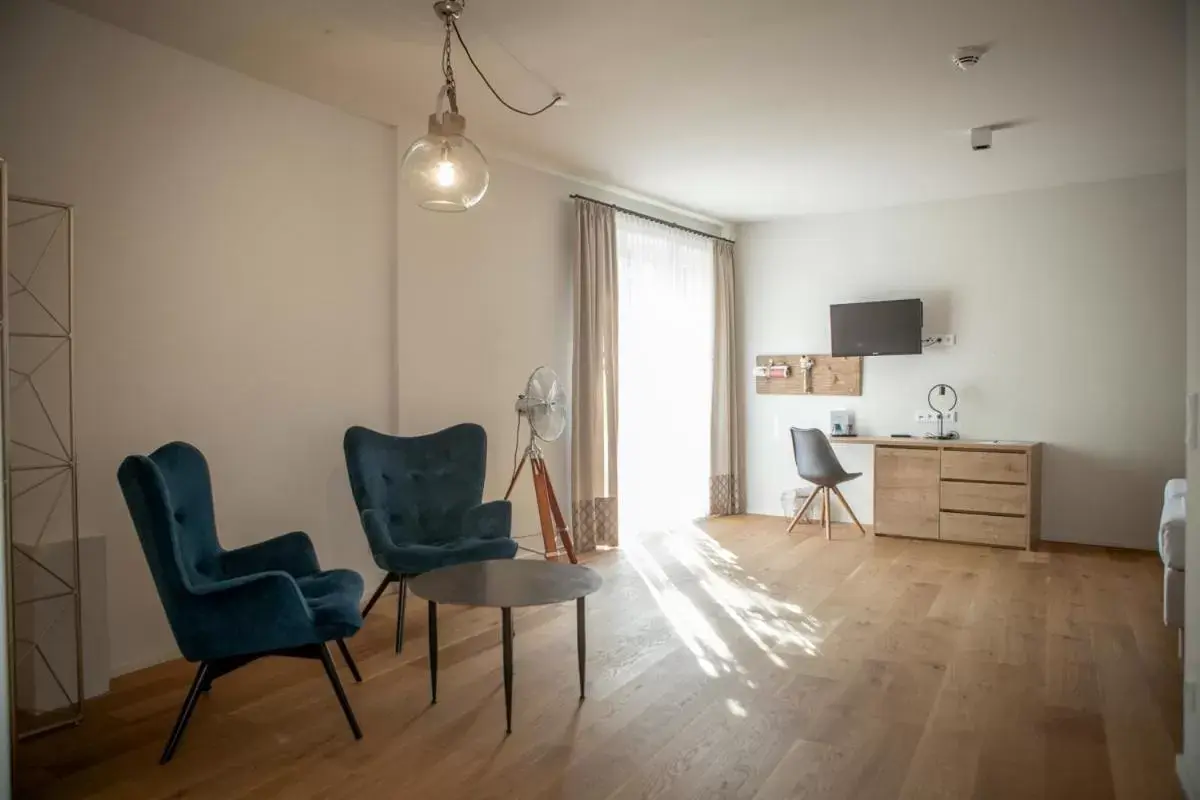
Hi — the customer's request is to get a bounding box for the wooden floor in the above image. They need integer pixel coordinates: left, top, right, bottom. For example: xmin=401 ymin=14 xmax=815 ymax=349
xmin=17 ymin=515 xmax=1183 ymax=799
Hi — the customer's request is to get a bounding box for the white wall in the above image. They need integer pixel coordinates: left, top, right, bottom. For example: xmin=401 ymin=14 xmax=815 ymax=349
xmin=0 ymin=0 xmax=724 ymax=678
xmin=738 ymin=173 xmax=1186 ymax=550
xmin=393 ymin=152 xmax=721 ymax=542
xmin=1182 ymin=0 xmax=1200 ymax=794
xmin=394 ymin=157 xmax=573 ymax=540
xmin=0 ymin=0 xmax=397 ymax=675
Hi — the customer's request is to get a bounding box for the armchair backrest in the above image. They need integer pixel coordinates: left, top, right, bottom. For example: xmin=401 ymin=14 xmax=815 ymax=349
xmin=343 ymin=424 xmax=487 ymax=546
xmin=789 ymin=427 xmax=847 ymax=484
xmin=117 ymin=441 xmax=223 ymax=657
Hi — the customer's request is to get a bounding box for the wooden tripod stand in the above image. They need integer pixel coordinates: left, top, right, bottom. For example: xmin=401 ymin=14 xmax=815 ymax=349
xmin=503 ymin=437 xmax=577 ymax=564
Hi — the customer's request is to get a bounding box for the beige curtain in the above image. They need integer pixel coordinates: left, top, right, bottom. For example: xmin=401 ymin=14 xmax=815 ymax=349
xmin=710 ymin=239 xmax=742 ymax=516
xmin=571 ymin=199 xmax=620 ymax=550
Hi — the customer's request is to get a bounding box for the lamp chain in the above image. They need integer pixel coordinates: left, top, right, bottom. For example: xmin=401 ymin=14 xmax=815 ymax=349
xmin=434 ymin=0 xmax=559 ymax=118
xmin=442 ymin=17 xmax=458 ymax=113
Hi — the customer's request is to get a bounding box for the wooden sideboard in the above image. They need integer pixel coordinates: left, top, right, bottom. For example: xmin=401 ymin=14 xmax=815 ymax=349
xmin=833 ymin=437 xmax=1042 ymax=550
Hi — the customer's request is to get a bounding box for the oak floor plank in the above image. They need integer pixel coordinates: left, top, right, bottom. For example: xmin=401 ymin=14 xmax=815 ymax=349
xmin=896 ymin=727 xmax=983 ymax=800
xmin=14 ymin=515 xmax=1183 ymax=799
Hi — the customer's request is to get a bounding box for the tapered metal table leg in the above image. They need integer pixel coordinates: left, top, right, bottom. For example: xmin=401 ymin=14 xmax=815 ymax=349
xmin=502 ymin=607 xmax=513 ymax=734
xmin=577 ymin=597 xmax=587 ymax=699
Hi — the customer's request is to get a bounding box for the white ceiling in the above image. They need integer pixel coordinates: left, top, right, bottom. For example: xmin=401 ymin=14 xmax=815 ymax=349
xmin=54 ymin=0 xmax=1183 ymax=222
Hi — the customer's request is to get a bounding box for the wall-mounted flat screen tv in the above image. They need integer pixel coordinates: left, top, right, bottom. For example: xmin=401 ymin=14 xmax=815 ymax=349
xmin=830 ymin=299 xmax=923 ymax=356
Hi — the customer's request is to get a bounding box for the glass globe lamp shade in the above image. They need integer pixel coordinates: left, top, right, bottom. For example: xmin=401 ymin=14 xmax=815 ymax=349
xmin=400 ymin=111 xmax=489 ymax=212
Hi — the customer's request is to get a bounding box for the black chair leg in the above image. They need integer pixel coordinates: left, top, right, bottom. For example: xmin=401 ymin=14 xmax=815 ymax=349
xmin=395 ymin=575 xmax=408 ymax=654
xmin=428 ymin=601 xmax=438 ymax=703
xmin=318 ymin=643 xmax=362 ymax=740
xmin=336 ymin=638 xmax=362 ymax=683
xmin=361 ymin=573 xmax=394 ymax=619
xmin=160 ymin=662 xmax=210 ymax=764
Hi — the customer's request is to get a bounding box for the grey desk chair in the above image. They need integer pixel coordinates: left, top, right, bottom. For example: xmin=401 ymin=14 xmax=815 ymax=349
xmin=787 ymin=428 xmax=867 ymax=540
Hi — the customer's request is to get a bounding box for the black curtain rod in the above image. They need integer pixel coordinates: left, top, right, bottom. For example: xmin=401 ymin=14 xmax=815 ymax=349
xmin=570 ymin=194 xmax=735 ymax=245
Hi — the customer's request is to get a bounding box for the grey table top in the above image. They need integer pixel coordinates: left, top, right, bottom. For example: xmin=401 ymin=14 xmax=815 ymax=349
xmin=408 ymin=559 xmax=603 ymax=608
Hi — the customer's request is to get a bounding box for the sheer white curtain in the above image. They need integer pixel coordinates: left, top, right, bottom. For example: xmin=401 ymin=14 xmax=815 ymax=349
xmin=616 ymin=214 xmax=715 ymax=531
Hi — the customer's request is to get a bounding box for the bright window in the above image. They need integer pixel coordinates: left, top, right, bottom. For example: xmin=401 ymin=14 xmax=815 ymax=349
xmin=616 ymin=214 xmax=715 ymax=532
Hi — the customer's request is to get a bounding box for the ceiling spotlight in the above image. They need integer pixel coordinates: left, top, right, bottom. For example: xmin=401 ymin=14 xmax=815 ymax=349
xmin=952 ymin=45 xmax=988 ymax=71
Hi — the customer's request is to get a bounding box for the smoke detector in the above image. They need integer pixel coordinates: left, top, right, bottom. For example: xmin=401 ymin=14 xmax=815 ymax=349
xmin=952 ymin=45 xmax=988 ymax=70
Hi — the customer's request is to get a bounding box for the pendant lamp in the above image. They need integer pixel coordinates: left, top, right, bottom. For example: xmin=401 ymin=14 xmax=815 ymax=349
xmin=400 ymin=0 xmax=562 ymax=212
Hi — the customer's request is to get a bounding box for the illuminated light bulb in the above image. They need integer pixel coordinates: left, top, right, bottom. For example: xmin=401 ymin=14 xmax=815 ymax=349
xmin=434 ymin=159 xmax=458 ymax=188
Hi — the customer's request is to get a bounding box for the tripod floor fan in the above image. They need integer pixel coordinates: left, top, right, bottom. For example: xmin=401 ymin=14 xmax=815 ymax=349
xmin=504 ymin=366 xmax=577 ymax=563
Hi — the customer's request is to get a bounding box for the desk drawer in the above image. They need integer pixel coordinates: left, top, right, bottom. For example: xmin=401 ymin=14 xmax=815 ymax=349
xmin=940 ymin=512 xmax=1027 ymax=548
xmin=940 ymin=481 xmax=1028 ymax=516
xmin=941 ymin=450 xmax=1027 ymax=484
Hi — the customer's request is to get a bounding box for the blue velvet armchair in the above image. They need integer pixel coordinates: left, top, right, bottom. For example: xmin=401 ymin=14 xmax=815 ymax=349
xmin=118 ymin=442 xmax=366 ymax=764
xmin=343 ymin=424 xmax=517 ymax=653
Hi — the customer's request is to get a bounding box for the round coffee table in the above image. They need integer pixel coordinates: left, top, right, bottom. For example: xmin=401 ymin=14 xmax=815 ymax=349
xmin=408 ymin=558 xmax=603 ymax=733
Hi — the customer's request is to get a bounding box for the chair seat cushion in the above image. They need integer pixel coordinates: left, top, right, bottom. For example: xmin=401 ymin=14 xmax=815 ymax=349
xmin=378 ymin=536 xmax=518 ymax=575
xmin=803 ymin=471 xmax=862 ymax=488
xmin=296 ymin=569 xmax=364 ymax=640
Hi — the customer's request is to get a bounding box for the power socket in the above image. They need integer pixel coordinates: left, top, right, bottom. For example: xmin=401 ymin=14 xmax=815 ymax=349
xmin=926 ymin=334 xmax=957 ymax=346
xmin=916 ymin=411 xmax=958 ymax=423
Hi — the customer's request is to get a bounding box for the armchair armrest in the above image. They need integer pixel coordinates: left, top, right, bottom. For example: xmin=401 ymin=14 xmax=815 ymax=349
xmin=185 ymin=571 xmax=317 ymax=659
xmin=220 ymin=530 xmax=320 ymax=579
xmin=462 ymin=500 xmax=512 ymax=540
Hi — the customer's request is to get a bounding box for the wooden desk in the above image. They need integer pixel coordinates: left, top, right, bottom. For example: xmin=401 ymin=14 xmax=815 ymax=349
xmin=830 ymin=436 xmax=1042 ymax=550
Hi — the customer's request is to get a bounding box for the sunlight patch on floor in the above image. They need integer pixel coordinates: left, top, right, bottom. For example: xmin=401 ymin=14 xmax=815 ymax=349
xmin=625 ymin=521 xmax=824 ymax=677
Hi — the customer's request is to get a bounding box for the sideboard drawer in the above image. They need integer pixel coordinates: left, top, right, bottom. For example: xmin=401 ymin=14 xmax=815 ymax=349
xmin=940 ymin=481 xmax=1028 ymax=516
xmin=940 ymin=512 xmax=1027 ymax=548
xmin=941 ymin=450 xmax=1028 ymax=484
xmin=876 ymin=488 xmax=940 ymax=540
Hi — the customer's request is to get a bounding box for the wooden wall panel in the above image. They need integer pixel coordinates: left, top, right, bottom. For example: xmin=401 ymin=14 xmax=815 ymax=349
xmin=754 ymin=354 xmax=862 ymax=396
